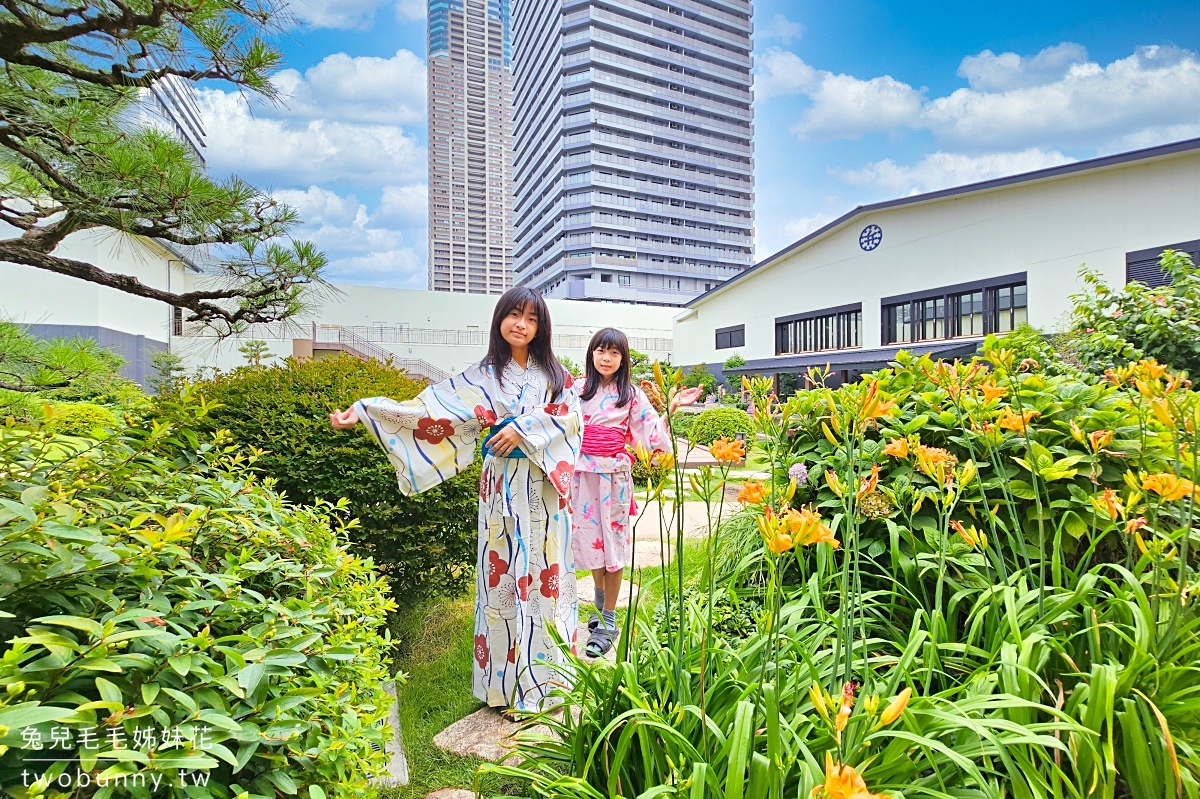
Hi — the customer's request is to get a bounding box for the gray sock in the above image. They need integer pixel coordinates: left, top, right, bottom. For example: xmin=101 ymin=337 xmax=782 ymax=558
xmin=600 ymin=608 xmax=617 ymax=630
xmin=594 ymin=586 xmax=605 ymax=611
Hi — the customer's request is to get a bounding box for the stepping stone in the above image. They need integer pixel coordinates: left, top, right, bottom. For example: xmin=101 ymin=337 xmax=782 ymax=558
xmin=425 ymin=790 xmax=473 ymax=799
xmin=432 ymin=707 xmax=553 ymax=764
xmin=369 ymin=681 xmax=409 ymax=788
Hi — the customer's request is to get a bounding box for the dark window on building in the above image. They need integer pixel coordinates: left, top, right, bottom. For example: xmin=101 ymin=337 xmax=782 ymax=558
xmin=776 ymin=304 xmax=862 ymax=355
xmin=882 ymin=273 xmax=1027 ymax=345
xmin=172 ymin=306 xmax=183 ymax=336
xmin=1126 ymin=239 xmax=1200 ymax=288
xmin=715 ymin=324 xmax=745 ymax=350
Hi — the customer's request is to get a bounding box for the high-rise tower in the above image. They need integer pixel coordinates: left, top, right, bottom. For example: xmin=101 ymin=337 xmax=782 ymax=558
xmin=511 ymin=0 xmax=754 ymax=305
xmin=427 ymin=0 xmax=515 ymax=294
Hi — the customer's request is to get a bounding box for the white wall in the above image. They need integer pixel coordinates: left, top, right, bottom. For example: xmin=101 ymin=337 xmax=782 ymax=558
xmin=172 ymin=282 xmax=678 ymax=376
xmin=676 ymin=148 xmax=1200 ymax=366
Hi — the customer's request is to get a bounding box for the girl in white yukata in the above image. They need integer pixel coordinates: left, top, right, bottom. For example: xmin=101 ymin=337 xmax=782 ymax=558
xmin=330 ymin=287 xmax=583 ymax=717
xmin=573 ymin=327 xmax=701 ymax=656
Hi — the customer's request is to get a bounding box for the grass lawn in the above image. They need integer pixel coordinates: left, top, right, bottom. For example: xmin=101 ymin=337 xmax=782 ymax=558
xmin=379 ymin=594 xmax=519 ymax=799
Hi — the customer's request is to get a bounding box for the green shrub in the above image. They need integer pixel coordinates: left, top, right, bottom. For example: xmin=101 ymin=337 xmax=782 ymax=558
xmin=669 ymin=412 xmax=697 ymax=439
xmin=41 ymin=401 xmax=117 ymax=436
xmin=688 ymin=406 xmax=753 ymax=447
xmin=0 ymin=391 xmax=394 ymax=797
xmin=176 ymin=354 xmax=481 ymax=603
xmin=682 ymin=364 xmax=716 ymax=396
xmin=722 ymin=355 xmax=746 ymax=370
xmin=1071 ymin=249 xmax=1200 ymax=377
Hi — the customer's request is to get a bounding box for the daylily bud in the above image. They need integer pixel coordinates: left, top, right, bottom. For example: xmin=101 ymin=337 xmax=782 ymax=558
xmin=879 ymin=687 xmax=912 ymax=726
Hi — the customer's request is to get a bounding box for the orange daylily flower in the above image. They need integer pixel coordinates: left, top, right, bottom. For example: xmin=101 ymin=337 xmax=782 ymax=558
xmin=1141 ymin=473 xmax=1197 ymax=502
xmin=709 ymin=437 xmax=745 ymax=464
xmin=737 ymin=480 xmax=767 ymax=505
xmin=997 ymin=407 xmax=1039 ymax=432
xmin=767 ymin=530 xmax=794 ymax=555
xmin=857 ymin=464 xmax=881 ymax=499
xmin=1124 ymin=517 xmax=1147 ymax=535
xmin=1136 ymin=359 xmax=1168 ymax=380
xmin=813 ymin=753 xmax=887 ymax=799
xmin=914 ymin=445 xmax=956 ymax=482
xmin=782 ymin=507 xmax=840 ymax=548
xmin=949 ymin=519 xmax=985 ymax=549
xmin=979 ymin=383 xmax=1008 ymax=403
xmin=833 ymin=681 xmax=855 ymax=740
xmin=1092 ymin=488 xmax=1124 ymax=521
xmin=1088 ymin=429 xmax=1114 ymax=452
xmin=882 ymin=438 xmax=909 ymax=458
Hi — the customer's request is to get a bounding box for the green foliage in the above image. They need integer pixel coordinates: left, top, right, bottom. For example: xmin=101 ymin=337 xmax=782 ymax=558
xmin=0 ymin=1 xmax=327 ymax=330
xmin=723 ymin=354 xmax=747 ymax=370
xmin=688 ymin=406 xmax=753 ymax=447
xmin=237 ymin=340 xmax=272 ymax=367
xmin=1071 ymin=249 xmax=1200 ymax=377
xmin=175 ymin=354 xmax=481 ymax=603
xmin=557 ymin=354 xmax=582 ymax=377
xmin=0 ymin=321 xmax=130 ymax=397
xmin=0 ymin=390 xmax=395 ymax=797
xmin=669 ymin=412 xmax=697 ymax=440
xmin=629 ymin=349 xmax=653 ymax=384
xmin=498 ymin=343 xmax=1200 ymax=799
xmin=40 ymin=401 xmax=117 ymax=436
xmin=682 ymin=364 xmax=717 ymax=396
xmin=150 ymin=350 xmax=188 ymax=396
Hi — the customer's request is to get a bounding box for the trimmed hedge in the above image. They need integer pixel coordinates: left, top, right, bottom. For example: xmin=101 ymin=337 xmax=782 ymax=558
xmin=178 ymin=355 xmax=481 ymax=603
xmin=0 ymin=394 xmax=394 ymax=796
xmin=688 ymin=407 xmax=753 ymax=447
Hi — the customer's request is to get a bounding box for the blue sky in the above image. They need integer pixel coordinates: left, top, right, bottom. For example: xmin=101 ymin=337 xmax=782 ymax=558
xmin=197 ymin=0 xmax=1200 ymax=288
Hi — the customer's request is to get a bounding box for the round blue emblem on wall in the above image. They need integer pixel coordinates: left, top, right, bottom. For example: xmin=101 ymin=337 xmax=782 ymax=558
xmin=859 ymin=224 xmax=883 ymax=251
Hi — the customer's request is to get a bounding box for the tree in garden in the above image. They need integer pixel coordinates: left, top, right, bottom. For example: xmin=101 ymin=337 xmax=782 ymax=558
xmin=0 ymin=320 xmax=122 ymax=393
xmin=238 ymin=338 xmax=272 ymax=367
xmin=1071 ymin=249 xmax=1200 ymax=377
xmin=0 ymin=1 xmax=327 ymax=333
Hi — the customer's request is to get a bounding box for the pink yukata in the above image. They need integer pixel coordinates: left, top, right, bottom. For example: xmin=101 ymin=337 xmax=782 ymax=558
xmin=571 ymin=384 xmax=671 ymax=572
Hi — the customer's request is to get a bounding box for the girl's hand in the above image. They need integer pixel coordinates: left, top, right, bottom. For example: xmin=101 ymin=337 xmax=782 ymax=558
xmin=488 ymin=424 xmax=524 ymax=457
xmin=669 ymin=386 xmax=704 ymax=413
xmin=330 ymin=408 xmax=360 ymax=429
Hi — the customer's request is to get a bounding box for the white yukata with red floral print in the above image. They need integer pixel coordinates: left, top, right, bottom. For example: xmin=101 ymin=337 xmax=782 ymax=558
xmin=571 ymin=385 xmax=671 ymax=572
xmin=354 ymin=358 xmax=582 ymax=712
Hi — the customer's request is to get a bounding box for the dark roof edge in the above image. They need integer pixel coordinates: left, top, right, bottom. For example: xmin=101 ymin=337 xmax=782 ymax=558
xmin=688 ymin=135 xmax=1200 ymax=309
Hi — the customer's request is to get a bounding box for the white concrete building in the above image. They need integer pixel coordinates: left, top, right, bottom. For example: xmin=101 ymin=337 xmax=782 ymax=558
xmin=674 ymin=138 xmax=1200 ymax=393
xmin=171 ymin=285 xmax=676 ymax=378
xmin=0 ymin=231 xmax=197 ymax=386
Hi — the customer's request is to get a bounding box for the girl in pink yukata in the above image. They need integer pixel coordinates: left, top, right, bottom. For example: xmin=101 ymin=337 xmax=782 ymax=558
xmin=573 ymin=327 xmax=702 ymax=656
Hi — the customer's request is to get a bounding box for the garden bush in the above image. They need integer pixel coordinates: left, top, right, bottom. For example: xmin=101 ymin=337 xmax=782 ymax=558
xmin=494 ymin=338 xmax=1200 ymax=799
xmin=40 ymin=401 xmax=118 ymax=436
xmin=175 ymin=354 xmax=481 ymax=603
xmin=688 ymin=406 xmax=753 ymax=447
xmin=669 ymin=412 xmax=696 ymax=440
xmin=1072 ymin=248 xmax=1200 ymax=377
xmin=0 ymin=390 xmax=394 ymax=797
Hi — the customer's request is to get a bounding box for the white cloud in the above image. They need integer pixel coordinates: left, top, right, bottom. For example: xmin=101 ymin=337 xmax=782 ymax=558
xmin=271 ymin=49 xmax=426 ymax=125
xmin=375 ymin=185 xmax=430 ymax=227
xmin=289 ymin=0 xmax=390 ymax=29
xmin=396 ymin=0 xmax=426 ymax=21
xmin=958 ymin=42 xmax=1089 ymax=91
xmin=766 ymin=43 xmax=1200 ymax=152
xmin=758 ymin=13 xmax=804 ymax=43
xmin=756 ymin=212 xmax=840 ymax=258
xmin=832 ymin=149 xmax=1075 ymax=196
xmin=756 ymin=48 xmax=924 ymax=139
xmin=755 ymin=47 xmax=818 ymax=99
xmin=926 ymin=45 xmax=1200 ymax=150
xmin=198 ymin=89 xmax=425 ymax=184
xmin=326 ymin=248 xmax=427 ymax=289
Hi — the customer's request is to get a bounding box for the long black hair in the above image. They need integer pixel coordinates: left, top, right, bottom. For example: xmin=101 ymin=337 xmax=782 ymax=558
xmin=483 ymin=286 xmax=567 ymax=401
xmin=580 ymin=327 xmax=634 ymax=408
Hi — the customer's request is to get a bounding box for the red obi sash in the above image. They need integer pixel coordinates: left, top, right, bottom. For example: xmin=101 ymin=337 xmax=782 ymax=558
xmin=581 ymin=424 xmax=638 ymax=515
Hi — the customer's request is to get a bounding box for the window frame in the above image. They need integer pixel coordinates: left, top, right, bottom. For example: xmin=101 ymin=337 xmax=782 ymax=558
xmin=775 ymin=303 xmax=863 ymax=355
xmin=715 ymin=324 xmax=745 ymax=350
xmin=880 ymin=272 xmax=1027 ymax=346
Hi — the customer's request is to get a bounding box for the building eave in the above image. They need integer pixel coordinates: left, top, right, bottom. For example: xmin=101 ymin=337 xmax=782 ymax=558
xmin=688 ymin=135 xmax=1200 ymax=310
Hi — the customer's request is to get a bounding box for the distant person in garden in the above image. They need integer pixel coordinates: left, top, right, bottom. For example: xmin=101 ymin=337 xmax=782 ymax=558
xmin=574 ymin=327 xmax=702 ymax=656
xmin=329 ymin=287 xmax=583 ymax=718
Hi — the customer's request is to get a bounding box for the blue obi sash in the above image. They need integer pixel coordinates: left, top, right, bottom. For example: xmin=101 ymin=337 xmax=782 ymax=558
xmin=481 ymin=418 xmax=527 ymax=459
